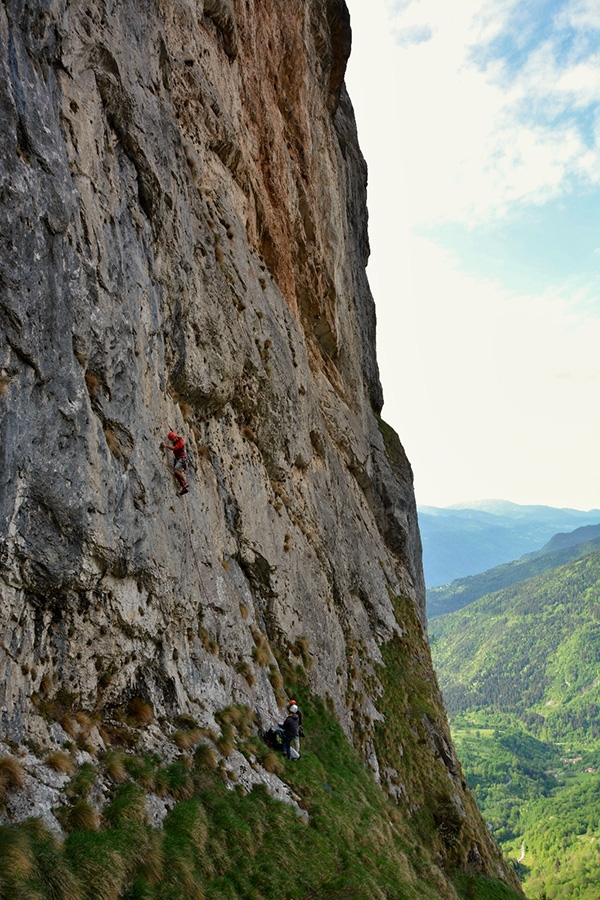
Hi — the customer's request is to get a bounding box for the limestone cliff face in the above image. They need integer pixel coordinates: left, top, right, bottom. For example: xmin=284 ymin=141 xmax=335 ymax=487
xmin=0 ymin=0 xmax=518 ymax=892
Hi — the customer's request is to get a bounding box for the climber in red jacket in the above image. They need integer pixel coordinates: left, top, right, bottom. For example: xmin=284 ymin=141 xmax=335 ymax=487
xmin=161 ymin=430 xmax=189 ymax=495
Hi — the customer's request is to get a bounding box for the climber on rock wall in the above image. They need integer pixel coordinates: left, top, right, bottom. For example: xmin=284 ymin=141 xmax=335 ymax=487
xmin=161 ymin=430 xmax=189 ymax=495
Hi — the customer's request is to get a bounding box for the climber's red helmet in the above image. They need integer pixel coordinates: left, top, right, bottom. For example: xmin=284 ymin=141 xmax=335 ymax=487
xmin=168 ymin=430 xmax=178 ymax=441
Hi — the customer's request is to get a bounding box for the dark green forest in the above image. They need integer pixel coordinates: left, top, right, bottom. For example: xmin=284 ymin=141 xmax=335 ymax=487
xmin=430 ymin=549 xmax=600 ymax=899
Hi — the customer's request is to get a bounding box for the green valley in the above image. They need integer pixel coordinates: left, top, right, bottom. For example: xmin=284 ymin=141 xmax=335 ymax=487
xmin=430 ymin=549 xmax=600 ymax=899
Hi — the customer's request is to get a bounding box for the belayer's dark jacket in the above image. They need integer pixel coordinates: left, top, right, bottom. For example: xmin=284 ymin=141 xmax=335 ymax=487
xmin=281 ymin=713 xmax=300 ymax=739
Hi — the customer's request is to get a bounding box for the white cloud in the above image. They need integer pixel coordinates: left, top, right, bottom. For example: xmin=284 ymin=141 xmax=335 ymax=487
xmin=555 ymin=0 xmax=600 ymax=32
xmin=348 ymin=0 xmax=600 ymax=227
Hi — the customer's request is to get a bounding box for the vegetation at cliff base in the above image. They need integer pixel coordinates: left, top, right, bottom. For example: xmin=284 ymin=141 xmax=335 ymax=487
xmin=0 ymin=687 xmax=522 ymax=900
xmin=430 ymin=549 xmax=600 ymax=899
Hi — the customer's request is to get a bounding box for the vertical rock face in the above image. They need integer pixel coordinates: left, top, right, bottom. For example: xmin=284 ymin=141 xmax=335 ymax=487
xmin=0 ymin=0 xmax=518 ymax=892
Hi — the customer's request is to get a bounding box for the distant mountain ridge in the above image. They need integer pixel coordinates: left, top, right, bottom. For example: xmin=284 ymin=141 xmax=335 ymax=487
xmin=542 ymin=523 xmax=600 ymax=553
xmin=419 ymin=499 xmax=600 ymax=587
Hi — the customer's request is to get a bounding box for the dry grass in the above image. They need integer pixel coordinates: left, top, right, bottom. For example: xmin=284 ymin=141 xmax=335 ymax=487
xmin=174 ymin=714 xmax=199 ymax=730
xmin=252 ymin=644 xmax=270 ymax=667
xmin=0 ymin=757 xmax=25 ymax=803
xmin=194 ymin=744 xmax=217 ymax=770
xmin=268 ymin=667 xmax=284 ymax=693
xmin=215 ymin=720 xmax=235 ymax=758
xmin=84 ymin=372 xmax=103 ymax=400
xmin=138 ymin=830 xmax=165 ymax=884
xmin=292 ymin=636 xmax=312 ymax=670
xmin=60 ymin=800 xmax=100 ymax=832
xmin=127 ymin=697 xmax=154 ymax=726
xmin=179 ymin=401 xmax=193 ymax=421
xmin=60 ymin=714 xmax=78 ymax=737
xmin=172 ymin=728 xmax=202 ymax=750
xmin=198 ymin=627 xmax=219 ymax=656
xmin=0 ymin=829 xmax=35 ymax=881
xmin=46 ymin=750 xmax=75 ymax=775
xmin=104 ymin=428 xmax=122 ymax=459
xmin=235 ymin=660 xmax=255 ymax=686
xmin=105 ymin=752 xmax=127 ymax=783
xmin=216 ymin=706 xmax=255 ymax=736
xmin=260 ymin=751 xmax=285 ymax=776
xmin=239 ymin=603 xmax=249 ymax=620
xmin=251 ymin=629 xmax=271 ymax=667
xmin=39 ymin=673 xmax=54 ymax=697
xmin=172 ymin=774 xmax=195 ymax=802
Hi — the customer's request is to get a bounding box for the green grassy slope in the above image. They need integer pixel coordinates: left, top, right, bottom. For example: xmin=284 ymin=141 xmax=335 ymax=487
xmin=430 ymin=549 xmax=600 ymax=899
xmin=0 ymin=655 xmax=522 ymax=900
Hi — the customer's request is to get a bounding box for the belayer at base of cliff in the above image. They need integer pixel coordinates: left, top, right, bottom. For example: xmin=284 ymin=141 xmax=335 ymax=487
xmin=161 ymin=430 xmax=189 ymax=495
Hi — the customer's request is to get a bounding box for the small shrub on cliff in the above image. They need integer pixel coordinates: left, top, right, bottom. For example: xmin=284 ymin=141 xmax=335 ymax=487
xmin=57 ymin=799 xmax=99 ymax=833
xmin=127 ymin=697 xmax=154 ymax=726
xmin=216 ymin=704 xmax=255 ymax=737
xmin=123 ymin=753 xmax=157 ymax=791
xmin=251 ymin=628 xmax=271 ymax=666
xmin=173 ymin=728 xmax=203 ymax=750
xmin=259 ymin=750 xmax=285 ymax=776
xmin=46 ymin=750 xmax=76 ymax=775
xmin=103 ymin=782 xmax=147 ymax=829
xmin=235 ymin=659 xmax=255 ymax=686
xmin=268 ymin=666 xmax=287 ymax=707
xmin=198 ymin=626 xmax=219 ymax=656
xmin=104 ymin=751 xmax=127 ymax=784
xmin=291 ymin=636 xmax=312 ymax=670
xmin=65 ymin=762 xmax=97 ymax=801
xmin=194 ymin=743 xmax=217 ymax=771
xmin=84 ymin=372 xmax=103 ymax=400
xmin=156 ymin=759 xmax=194 ymax=801
xmin=0 ymin=756 xmax=25 ymax=803
xmin=216 ymin=723 xmax=235 ymax=758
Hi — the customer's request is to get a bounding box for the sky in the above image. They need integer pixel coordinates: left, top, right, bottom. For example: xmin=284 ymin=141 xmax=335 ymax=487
xmin=344 ymin=0 xmax=600 ymax=511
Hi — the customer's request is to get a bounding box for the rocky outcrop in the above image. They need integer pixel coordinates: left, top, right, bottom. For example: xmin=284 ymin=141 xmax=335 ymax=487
xmin=0 ymin=0 xmax=519 ymax=893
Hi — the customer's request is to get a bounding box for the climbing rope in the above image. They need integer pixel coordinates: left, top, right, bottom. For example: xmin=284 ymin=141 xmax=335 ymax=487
xmin=179 ymin=492 xmax=211 ymax=602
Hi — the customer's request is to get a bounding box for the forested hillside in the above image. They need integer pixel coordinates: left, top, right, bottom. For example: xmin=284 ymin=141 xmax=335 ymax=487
xmin=427 ymin=534 xmax=600 ymax=619
xmin=431 ymin=550 xmax=600 ymax=899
